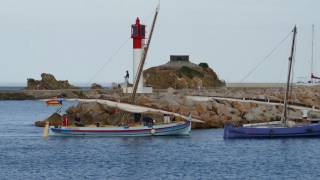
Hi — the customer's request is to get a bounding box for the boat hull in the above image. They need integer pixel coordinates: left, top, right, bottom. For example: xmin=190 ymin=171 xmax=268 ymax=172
xmin=46 ymin=101 xmax=62 ymax=106
xmin=46 ymin=98 xmax=64 ymax=106
xmin=49 ymin=120 xmax=191 ymax=137
xmin=224 ymin=123 xmax=320 ymax=139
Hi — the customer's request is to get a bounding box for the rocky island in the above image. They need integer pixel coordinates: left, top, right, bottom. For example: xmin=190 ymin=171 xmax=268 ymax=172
xmin=26 ymin=73 xmax=78 ymax=90
xmin=144 ymin=55 xmax=225 ymax=89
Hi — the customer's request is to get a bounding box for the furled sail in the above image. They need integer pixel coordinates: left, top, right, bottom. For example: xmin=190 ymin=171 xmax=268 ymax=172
xmin=70 ymin=99 xmax=204 ymax=123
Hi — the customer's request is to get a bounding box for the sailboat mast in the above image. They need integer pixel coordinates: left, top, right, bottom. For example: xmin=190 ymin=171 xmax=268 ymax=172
xmin=130 ymin=5 xmax=160 ymax=103
xmin=311 ymin=24 xmax=314 ymax=83
xmin=283 ymin=26 xmax=297 ymax=125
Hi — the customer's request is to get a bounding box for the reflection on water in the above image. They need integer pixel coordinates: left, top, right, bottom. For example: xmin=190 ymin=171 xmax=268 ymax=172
xmin=1 ymin=101 xmax=320 ymax=179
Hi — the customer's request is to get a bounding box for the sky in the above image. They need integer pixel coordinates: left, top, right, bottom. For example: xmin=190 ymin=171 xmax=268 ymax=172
xmin=0 ymin=0 xmax=320 ymax=86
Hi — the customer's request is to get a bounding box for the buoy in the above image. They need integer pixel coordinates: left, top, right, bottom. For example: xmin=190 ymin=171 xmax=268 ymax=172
xmin=43 ymin=121 xmax=49 ymax=138
xmin=151 ymin=129 xmax=156 ymax=134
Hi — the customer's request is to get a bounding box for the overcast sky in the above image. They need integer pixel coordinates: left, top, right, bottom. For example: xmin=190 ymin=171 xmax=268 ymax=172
xmin=0 ymin=0 xmax=320 ymax=86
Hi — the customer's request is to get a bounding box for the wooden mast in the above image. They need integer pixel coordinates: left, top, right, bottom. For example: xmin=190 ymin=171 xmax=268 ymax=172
xmin=130 ymin=5 xmax=160 ymax=103
xmin=283 ymin=26 xmax=297 ymax=125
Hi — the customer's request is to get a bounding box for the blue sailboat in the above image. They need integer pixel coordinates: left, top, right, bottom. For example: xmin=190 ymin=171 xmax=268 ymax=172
xmin=224 ymin=26 xmax=320 ymax=139
xmin=224 ymin=123 xmax=320 ymax=139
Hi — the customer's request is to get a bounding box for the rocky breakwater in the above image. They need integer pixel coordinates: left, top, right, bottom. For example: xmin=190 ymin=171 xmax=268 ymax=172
xmin=0 ymin=92 xmax=35 ymax=100
xmin=199 ymin=85 xmax=320 ymax=109
xmin=144 ymin=55 xmax=225 ymax=89
xmin=133 ymin=90 xmax=304 ymax=128
xmin=37 ymin=88 xmax=316 ymax=129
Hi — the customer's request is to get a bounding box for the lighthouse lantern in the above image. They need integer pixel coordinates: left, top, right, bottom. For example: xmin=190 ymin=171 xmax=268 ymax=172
xmin=131 ymin=18 xmax=146 ymax=39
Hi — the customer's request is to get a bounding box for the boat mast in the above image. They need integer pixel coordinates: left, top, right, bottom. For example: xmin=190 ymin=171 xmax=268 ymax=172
xmin=283 ymin=26 xmax=297 ymax=125
xmin=311 ymin=24 xmax=314 ymax=83
xmin=130 ymin=5 xmax=160 ymax=103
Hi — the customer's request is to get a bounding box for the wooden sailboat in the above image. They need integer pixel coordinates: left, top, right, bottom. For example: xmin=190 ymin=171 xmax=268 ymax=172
xmin=224 ymin=26 xmax=320 ymax=139
xmin=49 ymin=120 xmax=191 ymax=137
xmin=44 ymin=5 xmax=193 ymax=137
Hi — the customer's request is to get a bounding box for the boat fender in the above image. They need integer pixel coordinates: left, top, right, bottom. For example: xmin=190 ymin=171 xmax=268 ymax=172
xmin=43 ymin=121 xmax=49 ymax=138
xmin=306 ymin=128 xmax=314 ymax=133
xmin=269 ymin=129 xmax=275 ymax=137
xmin=151 ymin=129 xmax=156 ymax=134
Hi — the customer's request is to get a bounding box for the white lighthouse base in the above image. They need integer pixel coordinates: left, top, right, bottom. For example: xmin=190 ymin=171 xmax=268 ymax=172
xmin=122 ymin=86 xmax=153 ymax=94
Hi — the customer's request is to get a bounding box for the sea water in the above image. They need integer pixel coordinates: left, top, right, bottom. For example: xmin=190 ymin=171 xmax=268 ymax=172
xmin=0 ymin=100 xmax=320 ymax=180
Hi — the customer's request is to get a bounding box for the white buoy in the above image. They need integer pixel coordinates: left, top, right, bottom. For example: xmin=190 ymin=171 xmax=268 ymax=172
xmin=43 ymin=121 xmax=49 ymax=138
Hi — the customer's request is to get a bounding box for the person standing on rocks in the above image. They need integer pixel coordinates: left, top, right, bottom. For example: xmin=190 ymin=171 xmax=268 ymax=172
xmin=124 ymin=70 xmax=129 ymax=86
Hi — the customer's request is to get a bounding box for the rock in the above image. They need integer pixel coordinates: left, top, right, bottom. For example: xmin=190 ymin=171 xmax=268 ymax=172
xmin=231 ymin=101 xmax=252 ymax=113
xmin=34 ymin=113 xmax=62 ymax=127
xmin=179 ymin=105 xmax=193 ymax=116
xmin=195 ymin=103 xmax=206 ymax=115
xmin=63 ymin=102 xmax=125 ymax=126
xmin=167 ymin=87 xmax=175 ymax=94
xmin=26 ymin=73 xmax=78 ymax=90
xmin=78 ymin=102 xmax=104 ymax=113
xmin=136 ymin=96 xmax=153 ymax=106
xmin=90 ymin=83 xmax=103 ymax=89
xmin=183 ymin=98 xmax=195 ymax=107
xmin=168 ymin=104 xmax=180 ymax=113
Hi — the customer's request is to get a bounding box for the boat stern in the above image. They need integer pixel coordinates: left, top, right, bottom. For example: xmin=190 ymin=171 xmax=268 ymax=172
xmin=223 ymin=123 xmax=233 ymax=139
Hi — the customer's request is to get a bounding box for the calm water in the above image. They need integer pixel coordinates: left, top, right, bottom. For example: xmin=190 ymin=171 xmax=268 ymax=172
xmin=1 ymin=101 xmax=320 ymax=180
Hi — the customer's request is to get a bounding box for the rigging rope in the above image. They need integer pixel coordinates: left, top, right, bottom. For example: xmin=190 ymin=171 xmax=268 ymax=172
xmin=240 ymin=31 xmax=293 ymax=82
xmin=87 ymin=37 xmax=130 ymax=86
xmin=276 ymin=52 xmax=288 ymax=84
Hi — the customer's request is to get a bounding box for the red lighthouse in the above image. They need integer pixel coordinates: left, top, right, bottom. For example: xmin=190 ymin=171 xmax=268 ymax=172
xmin=123 ymin=5 xmax=159 ymax=94
xmin=131 ymin=17 xmax=146 ymax=92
